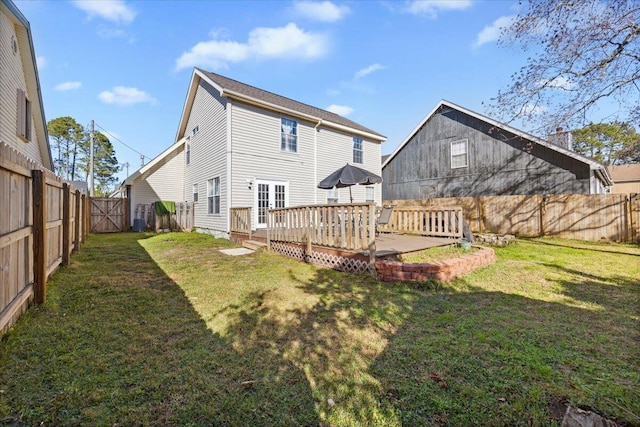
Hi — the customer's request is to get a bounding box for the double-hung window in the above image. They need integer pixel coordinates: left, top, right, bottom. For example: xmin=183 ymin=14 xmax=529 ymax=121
xmin=365 ymin=186 xmax=374 ymax=202
xmin=16 ymin=89 xmax=31 ymax=141
xmin=185 ymin=137 xmax=191 ymax=165
xmin=327 ymin=188 xmax=338 ymax=204
xmin=207 ymin=177 xmax=220 ymax=214
xmin=281 ymin=118 xmax=297 ymax=153
xmin=353 ymin=137 xmax=363 ymax=164
xmin=193 ymin=183 xmax=198 ymax=202
xmin=451 ymin=139 xmax=468 ymax=169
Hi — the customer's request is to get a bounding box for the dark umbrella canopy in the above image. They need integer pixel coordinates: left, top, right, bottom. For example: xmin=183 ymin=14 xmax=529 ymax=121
xmin=318 ymin=163 xmax=382 ymax=202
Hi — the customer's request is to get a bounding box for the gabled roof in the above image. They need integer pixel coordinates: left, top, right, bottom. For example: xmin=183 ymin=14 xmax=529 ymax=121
xmin=1 ymin=0 xmax=52 ymax=170
xmin=608 ymin=164 xmax=640 ymax=183
xmin=175 ymin=68 xmax=386 ymax=143
xmin=122 ymin=138 xmax=185 ymax=186
xmin=382 ymin=100 xmax=612 ymax=186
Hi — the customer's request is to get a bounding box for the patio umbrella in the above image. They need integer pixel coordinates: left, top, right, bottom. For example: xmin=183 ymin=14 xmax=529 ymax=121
xmin=318 ymin=163 xmax=382 ymax=203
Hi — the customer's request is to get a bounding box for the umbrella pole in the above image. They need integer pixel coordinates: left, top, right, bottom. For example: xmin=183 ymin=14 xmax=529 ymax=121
xmin=349 ymin=187 xmax=353 ymax=203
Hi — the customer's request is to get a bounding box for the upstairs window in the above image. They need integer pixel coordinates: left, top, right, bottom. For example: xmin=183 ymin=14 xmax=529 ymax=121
xmin=451 ymin=139 xmax=468 ymax=169
xmin=281 ymin=118 xmax=297 ymax=153
xmin=16 ymin=89 xmax=31 ymax=141
xmin=353 ymin=137 xmax=363 ymax=164
xmin=185 ymin=140 xmax=191 ymax=165
xmin=207 ymin=177 xmax=220 ymax=215
xmin=192 ymin=125 xmax=199 ymax=135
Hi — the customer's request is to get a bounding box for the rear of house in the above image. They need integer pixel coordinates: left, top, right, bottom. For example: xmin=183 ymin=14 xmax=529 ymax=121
xmin=382 ymin=100 xmax=611 ymax=200
xmin=125 ymin=68 xmax=386 ymax=237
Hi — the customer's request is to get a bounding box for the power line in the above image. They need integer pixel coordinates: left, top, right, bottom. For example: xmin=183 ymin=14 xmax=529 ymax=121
xmin=94 ymin=122 xmax=149 ymax=160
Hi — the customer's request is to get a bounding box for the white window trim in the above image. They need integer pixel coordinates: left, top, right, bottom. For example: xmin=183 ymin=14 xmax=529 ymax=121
xmin=207 ymin=177 xmax=220 ymax=215
xmin=450 ymin=138 xmax=469 ymax=169
xmin=353 ymin=137 xmax=363 ymax=164
xmin=281 ymin=117 xmax=297 ymax=153
xmin=186 ymin=141 xmax=191 ymax=165
xmin=16 ymin=88 xmax=31 ymax=142
xmin=365 ymin=186 xmax=374 ymax=202
xmin=193 ymin=183 xmax=198 ymax=202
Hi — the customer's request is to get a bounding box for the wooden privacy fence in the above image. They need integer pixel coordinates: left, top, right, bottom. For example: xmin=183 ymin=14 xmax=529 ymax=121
xmin=1 ymin=142 xmax=88 ymax=336
xmin=91 ymin=198 xmax=128 ymax=233
xmin=380 ymin=206 xmax=464 ymax=238
xmin=267 ymin=203 xmax=377 ymax=252
xmin=385 ymin=193 xmax=640 ymax=242
xmin=133 ymin=202 xmax=194 ymax=232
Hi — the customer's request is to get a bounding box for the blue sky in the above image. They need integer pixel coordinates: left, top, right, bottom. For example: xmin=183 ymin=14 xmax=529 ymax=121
xmin=18 ymin=0 xmax=533 ymax=184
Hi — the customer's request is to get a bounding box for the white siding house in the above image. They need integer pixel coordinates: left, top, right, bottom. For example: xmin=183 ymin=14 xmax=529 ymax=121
xmin=0 ymin=0 xmax=52 ymax=169
xmin=125 ymin=68 xmax=386 ymax=236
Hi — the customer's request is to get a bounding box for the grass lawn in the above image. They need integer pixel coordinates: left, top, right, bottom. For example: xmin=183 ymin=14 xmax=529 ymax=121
xmin=1 ymin=232 xmax=638 ymax=426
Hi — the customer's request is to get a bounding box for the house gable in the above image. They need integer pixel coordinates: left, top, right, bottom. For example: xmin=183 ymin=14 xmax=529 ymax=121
xmin=0 ymin=0 xmax=51 ymax=170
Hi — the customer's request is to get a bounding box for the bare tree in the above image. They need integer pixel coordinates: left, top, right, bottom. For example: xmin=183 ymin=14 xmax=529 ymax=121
xmin=488 ymin=0 xmax=640 ymax=134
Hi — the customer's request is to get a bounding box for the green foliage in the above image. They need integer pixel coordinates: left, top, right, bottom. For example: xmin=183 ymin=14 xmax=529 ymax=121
xmin=76 ymin=132 xmax=120 ymax=193
xmin=573 ymin=122 xmax=640 ymax=165
xmin=47 ymin=116 xmax=86 ymax=180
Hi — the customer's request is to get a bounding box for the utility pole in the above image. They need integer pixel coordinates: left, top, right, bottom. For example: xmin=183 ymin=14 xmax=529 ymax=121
xmin=123 ymin=161 xmax=129 ymax=177
xmin=140 ymin=154 xmax=145 ymax=167
xmin=89 ymin=120 xmax=94 ymax=197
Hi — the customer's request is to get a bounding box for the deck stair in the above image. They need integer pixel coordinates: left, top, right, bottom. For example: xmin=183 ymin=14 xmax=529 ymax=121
xmin=242 ymin=240 xmax=268 ymax=251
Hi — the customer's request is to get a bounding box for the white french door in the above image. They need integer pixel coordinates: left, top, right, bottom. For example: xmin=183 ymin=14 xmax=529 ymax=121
xmin=254 ymin=180 xmax=289 ymax=228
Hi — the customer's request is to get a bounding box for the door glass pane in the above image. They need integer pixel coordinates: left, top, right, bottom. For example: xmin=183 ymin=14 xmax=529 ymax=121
xmin=274 ymin=185 xmax=286 ymax=209
xmin=258 ymin=183 xmax=269 ymax=224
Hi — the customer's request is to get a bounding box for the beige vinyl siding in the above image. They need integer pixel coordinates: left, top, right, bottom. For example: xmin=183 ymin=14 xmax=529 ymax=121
xmin=315 ymin=129 xmax=382 ymax=205
xmin=229 ymin=102 xmax=317 ymax=226
xmin=0 ymin=9 xmax=43 ymax=164
xmin=129 ymin=149 xmax=184 ymax=227
xmin=184 ymin=80 xmax=228 ymax=236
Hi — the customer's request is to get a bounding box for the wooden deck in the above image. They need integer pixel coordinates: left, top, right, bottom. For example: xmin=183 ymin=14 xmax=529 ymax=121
xmin=250 ymin=229 xmax=456 ymax=257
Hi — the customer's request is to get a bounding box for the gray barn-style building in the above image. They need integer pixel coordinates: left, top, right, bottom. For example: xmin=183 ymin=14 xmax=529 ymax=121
xmin=382 ymin=100 xmax=612 ymax=200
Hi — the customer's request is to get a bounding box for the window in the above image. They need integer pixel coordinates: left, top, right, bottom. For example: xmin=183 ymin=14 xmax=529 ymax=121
xmin=451 ymin=139 xmax=468 ymax=169
xmin=192 ymin=125 xmax=199 ymax=135
xmin=281 ymin=118 xmax=297 ymax=153
xmin=353 ymin=137 xmax=363 ymax=164
xmin=365 ymin=186 xmax=374 ymax=202
xmin=193 ymin=183 xmax=198 ymax=202
xmin=185 ymin=141 xmax=191 ymax=165
xmin=327 ymin=188 xmax=338 ymax=204
xmin=207 ymin=177 xmax=220 ymax=214
xmin=16 ymin=89 xmax=31 ymax=141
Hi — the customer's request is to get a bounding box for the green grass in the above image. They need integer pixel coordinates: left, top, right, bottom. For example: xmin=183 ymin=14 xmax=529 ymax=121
xmin=397 ymin=244 xmax=478 ymax=263
xmin=1 ymin=233 xmax=638 ymax=426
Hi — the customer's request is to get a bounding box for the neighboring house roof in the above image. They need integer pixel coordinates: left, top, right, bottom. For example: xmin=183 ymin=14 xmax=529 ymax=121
xmin=382 ymin=100 xmax=613 ymax=186
xmin=608 ymin=164 xmax=640 ymax=183
xmin=176 ymin=68 xmax=386 ymax=143
xmin=122 ymin=139 xmax=185 ymax=186
xmin=381 ymin=154 xmax=390 ymax=164
xmin=1 ymin=0 xmax=52 ymax=170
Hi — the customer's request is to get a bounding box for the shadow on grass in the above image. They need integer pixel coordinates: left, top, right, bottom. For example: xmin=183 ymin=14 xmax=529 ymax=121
xmin=1 ymin=233 xmax=638 ymax=426
xmin=0 ymin=233 xmax=318 ymax=426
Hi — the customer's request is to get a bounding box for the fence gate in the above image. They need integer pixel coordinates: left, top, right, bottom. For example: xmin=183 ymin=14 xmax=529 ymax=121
xmin=91 ymin=198 xmax=128 ymax=233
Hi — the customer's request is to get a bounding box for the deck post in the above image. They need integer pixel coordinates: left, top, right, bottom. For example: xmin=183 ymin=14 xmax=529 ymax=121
xmin=305 ymin=206 xmax=312 ymax=261
xmin=266 ymin=210 xmax=271 ymax=251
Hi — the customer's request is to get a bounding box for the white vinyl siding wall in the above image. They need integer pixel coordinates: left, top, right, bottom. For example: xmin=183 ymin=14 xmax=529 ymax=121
xmin=0 ymin=9 xmax=43 ymax=164
xmin=184 ymin=80 xmax=228 ymax=236
xmin=128 ymin=149 xmax=185 ymax=227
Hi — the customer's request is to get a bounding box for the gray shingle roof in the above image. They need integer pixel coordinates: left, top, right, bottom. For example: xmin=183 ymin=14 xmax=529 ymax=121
xmin=199 ymin=69 xmax=385 ymax=139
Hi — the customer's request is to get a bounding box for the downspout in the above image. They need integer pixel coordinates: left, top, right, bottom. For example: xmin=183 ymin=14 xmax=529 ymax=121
xmin=226 ymin=101 xmax=233 ymax=236
xmin=314 ymin=119 xmax=322 ymax=204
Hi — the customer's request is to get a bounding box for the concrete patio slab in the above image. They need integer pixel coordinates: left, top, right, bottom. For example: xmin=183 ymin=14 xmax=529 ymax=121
xmin=219 ymin=248 xmax=254 ymax=256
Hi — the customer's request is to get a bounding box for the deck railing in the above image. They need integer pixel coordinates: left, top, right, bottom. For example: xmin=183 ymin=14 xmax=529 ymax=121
xmin=267 ymin=203 xmax=376 ymax=252
xmin=230 ymin=207 xmax=252 ymax=238
xmin=381 ymin=206 xmax=464 ymax=238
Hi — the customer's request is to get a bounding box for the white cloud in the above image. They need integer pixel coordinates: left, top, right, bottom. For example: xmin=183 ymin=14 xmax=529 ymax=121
xmin=293 ymin=1 xmax=350 ymax=22
xmin=72 ymin=0 xmax=136 ymax=24
xmin=175 ymin=23 xmax=328 ymax=71
xmin=326 ymin=104 xmax=353 ymax=116
xmin=406 ymin=0 xmax=472 ymax=18
xmin=354 ymin=63 xmax=385 ymax=80
xmin=98 ymin=86 xmax=156 ymax=106
xmin=55 ymin=81 xmax=82 ymax=91
xmin=473 ymin=15 xmax=515 ymax=47
xmin=522 ymin=103 xmax=547 ymax=116
xmin=36 ymin=55 xmax=46 ymax=69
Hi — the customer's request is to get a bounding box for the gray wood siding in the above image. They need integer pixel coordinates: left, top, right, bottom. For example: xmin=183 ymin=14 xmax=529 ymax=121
xmin=0 ymin=10 xmax=43 ymax=165
xmin=383 ymin=108 xmax=591 ymax=199
xmin=184 ymin=80 xmax=228 ymax=235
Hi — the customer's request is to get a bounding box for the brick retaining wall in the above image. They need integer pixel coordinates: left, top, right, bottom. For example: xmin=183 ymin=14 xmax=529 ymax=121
xmin=375 ymin=247 xmax=496 ymax=283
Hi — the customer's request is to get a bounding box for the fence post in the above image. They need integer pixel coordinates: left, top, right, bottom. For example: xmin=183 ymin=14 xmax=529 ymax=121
xmin=74 ymin=190 xmax=81 ymax=251
xmin=80 ymin=195 xmax=86 ymax=241
xmin=32 ymin=169 xmax=47 ymax=304
xmin=539 ymin=194 xmax=546 ymax=237
xmin=86 ymin=196 xmax=92 ymax=235
xmin=62 ymin=183 xmax=70 ymax=265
